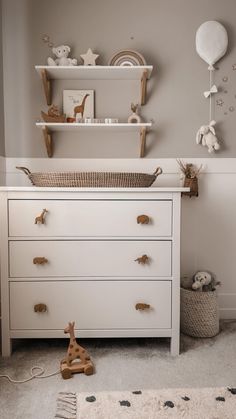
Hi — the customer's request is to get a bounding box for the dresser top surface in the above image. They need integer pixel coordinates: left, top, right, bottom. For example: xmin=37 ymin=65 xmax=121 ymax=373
xmin=0 ymin=186 xmax=189 ymax=193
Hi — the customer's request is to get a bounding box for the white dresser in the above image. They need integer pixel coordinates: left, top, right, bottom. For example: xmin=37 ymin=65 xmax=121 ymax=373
xmin=0 ymin=187 xmax=187 ymax=356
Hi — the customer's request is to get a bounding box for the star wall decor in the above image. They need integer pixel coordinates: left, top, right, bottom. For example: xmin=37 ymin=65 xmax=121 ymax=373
xmin=42 ymin=34 xmax=49 ymax=43
xmin=232 ymin=64 xmax=236 ymax=70
xmin=41 ymin=34 xmax=54 ymax=48
xmin=80 ymin=48 xmax=99 ymax=65
xmin=216 ymin=98 xmax=224 ymax=106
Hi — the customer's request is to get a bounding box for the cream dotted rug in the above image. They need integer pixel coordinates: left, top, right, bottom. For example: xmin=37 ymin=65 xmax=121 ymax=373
xmin=55 ymin=387 xmax=236 ymax=418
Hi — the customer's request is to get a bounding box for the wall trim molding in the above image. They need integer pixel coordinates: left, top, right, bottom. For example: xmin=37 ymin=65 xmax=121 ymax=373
xmin=4 ymin=157 xmax=236 ymax=178
xmin=0 ymin=156 xmax=6 ymax=185
xmin=4 ymin=157 xmax=236 ymax=188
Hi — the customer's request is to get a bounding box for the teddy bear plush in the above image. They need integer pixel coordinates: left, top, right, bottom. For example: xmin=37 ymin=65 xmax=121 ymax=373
xmin=47 ymin=45 xmax=77 ymax=66
xmin=192 ymin=271 xmax=220 ymax=292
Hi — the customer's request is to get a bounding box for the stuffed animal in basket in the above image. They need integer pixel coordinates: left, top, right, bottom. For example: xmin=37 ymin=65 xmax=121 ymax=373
xmin=47 ymin=45 xmax=77 ymax=66
xmin=192 ymin=271 xmax=220 ymax=292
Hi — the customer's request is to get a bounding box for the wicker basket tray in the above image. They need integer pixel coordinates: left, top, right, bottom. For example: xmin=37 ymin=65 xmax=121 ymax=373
xmin=180 ymin=288 xmax=219 ymax=338
xmin=16 ymin=166 xmax=162 ymax=188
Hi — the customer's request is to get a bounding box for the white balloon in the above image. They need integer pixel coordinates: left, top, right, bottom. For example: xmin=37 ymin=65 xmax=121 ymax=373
xmin=196 ymin=21 xmax=228 ymax=68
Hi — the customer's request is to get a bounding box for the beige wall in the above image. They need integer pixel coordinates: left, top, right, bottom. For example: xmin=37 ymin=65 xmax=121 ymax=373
xmin=0 ymin=0 xmax=4 ymax=156
xmin=2 ymin=0 xmax=236 ymax=158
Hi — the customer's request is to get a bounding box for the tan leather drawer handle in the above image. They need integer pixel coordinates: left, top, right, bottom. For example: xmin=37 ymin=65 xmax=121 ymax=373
xmin=135 ymin=254 xmax=149 ymax=265
xmin=34 ymin=303 xmax=47 ymax=313
xmin=137 ymin=214 xmax=150 ymax=224
xmin=135 ymin=303 xmax=151 ymax=311
xmin=35 ymin=209 xmax=48 ymax=225
xmin=33 ymin=257 xmax=48 ymax=265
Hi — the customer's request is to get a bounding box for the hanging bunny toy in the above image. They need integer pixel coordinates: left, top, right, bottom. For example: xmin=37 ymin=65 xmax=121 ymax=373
xmin=196 ymin=120 xmax=220 ymax=153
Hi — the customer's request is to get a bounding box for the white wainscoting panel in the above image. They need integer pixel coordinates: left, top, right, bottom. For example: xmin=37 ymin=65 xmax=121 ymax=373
xmin=2 ymin=157 xmax=236 ymax=319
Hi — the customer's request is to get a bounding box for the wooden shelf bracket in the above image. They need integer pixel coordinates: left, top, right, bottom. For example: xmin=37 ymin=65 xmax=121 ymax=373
xmin=140 ymin=127 xmax=147 ymax=158
xmin=141 ymin=70 xmax=148 ymax=105
xmin=41 ymin=69 xmax=52 ymax=106
xmin=43 ymin=126 xmax=53 ymax=157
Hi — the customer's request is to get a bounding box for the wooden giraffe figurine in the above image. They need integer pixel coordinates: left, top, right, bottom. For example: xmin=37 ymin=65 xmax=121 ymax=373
xmin=73 ymin=94 xmax=90 ymax=118
xmin=35 ymin=209 xmax=48 ymax=224
xmin=60 ymin=321 xmax=94 ymax=379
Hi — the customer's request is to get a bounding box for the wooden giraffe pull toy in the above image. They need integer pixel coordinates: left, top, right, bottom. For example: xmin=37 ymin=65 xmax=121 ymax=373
xmin=60 ymin=321 xmax=94 ymax=379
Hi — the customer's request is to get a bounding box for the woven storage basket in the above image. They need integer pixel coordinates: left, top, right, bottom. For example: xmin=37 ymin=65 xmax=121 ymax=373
xmin=16 ymin=166 xmax=162 ymax=188
xmin=180 ymin=288 xmax=219 ymax=338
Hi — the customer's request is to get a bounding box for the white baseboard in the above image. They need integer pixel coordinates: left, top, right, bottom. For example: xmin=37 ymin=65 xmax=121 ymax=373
xmin=218 ymin=294 xmax=236 ymax=319
xmin=219 ymin=309 xmax=236 ymax=319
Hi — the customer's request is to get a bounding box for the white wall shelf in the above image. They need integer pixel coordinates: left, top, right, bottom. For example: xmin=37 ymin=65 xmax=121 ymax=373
xmin=36 ymin=122 xmax=152 ymax=158
xmin=35 ymin=65 xmax=153 ymax=106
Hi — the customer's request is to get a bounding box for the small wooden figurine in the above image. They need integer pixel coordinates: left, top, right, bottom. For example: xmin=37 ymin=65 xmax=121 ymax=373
xmin=33 ymin=257 xmax=48 ymax=265
xmin=60 ymin=321 xmax=94 ymax=379
xmin=128 ymin=103 xmax=141 ymax=123
xmin=41 ymin=105 xmax=66 ymax=123
xmin=135 ymin=254 xmax=149 ymax=264
xmin=35 ymin=209 xmax=48 ymax=225
xmin=177 ymin=159 xmax=202 ymax=197
xmin=135 ymin=303 xmax=150 ymax=310
xmin=137 ymin=214 xmax=150 ymax=224
xmin=34 ymin=303 xmax=47 ymax=313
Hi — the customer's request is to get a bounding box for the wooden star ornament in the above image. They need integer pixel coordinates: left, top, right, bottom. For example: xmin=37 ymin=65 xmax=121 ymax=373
xmin=80 ymin=48 xmax=99 ymax=66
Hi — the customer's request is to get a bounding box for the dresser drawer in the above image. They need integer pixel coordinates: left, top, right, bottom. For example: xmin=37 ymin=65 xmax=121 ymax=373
xmin=8 ymin=200 xmax=172 ymax=237
xmin=10 ymin=281 xmax=171 ymax=330
xmin=9 ymin=240 xmax=172 ymax=278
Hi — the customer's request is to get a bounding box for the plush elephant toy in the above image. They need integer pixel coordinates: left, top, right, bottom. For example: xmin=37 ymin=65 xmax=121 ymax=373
xmin=196 ymin=120 xmax=220 ymax=153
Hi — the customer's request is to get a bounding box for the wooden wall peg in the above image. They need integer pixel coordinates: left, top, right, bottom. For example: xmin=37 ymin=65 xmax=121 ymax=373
xmin=43 ymin=127 xmax=53 ymax=157
xmin=140 ymin=127 xmax=146 ymax=158
xmin=141 ymin=69 xmax=148 ymax=105
xmin=41 ymin=69 xmax=52 ymax=106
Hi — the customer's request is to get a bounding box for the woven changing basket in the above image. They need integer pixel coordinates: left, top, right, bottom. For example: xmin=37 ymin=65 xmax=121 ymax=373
xmin=16 ymin=166 xmax=162 ymax=188
xmin=180 ymin=288 xmax=219 ymax=338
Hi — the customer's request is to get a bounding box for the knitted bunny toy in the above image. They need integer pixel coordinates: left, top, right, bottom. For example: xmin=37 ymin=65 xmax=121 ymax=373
xmin=196 ymin=120 xmax=220 ymax=153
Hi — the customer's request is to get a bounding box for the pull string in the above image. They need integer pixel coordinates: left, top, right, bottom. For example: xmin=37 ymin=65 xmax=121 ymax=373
xmin=0 ymin=366 xmax=60 ymax=384
xmin=209 ymin=68 xmax=213 ymax=123
xmin=209 ymin=69 xmax=212 ymax=124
